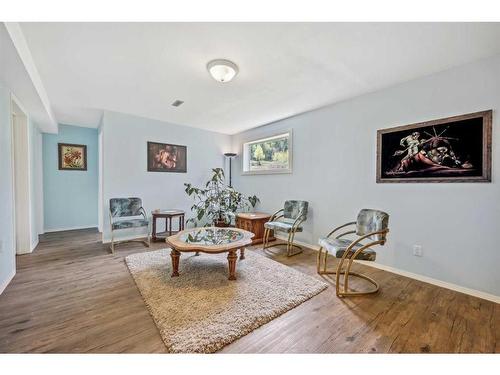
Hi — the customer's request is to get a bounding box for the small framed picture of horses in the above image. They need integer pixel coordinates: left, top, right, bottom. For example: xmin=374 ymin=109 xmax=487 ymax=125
xmin=376 ymin=110 xmax=492 ymax=183
xmin=147 ymin=141 xmax=187 ymax=173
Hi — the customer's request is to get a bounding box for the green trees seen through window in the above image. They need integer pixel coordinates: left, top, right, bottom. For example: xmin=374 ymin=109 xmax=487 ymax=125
xmin=249 ymin=135 xmax=289 ymax=170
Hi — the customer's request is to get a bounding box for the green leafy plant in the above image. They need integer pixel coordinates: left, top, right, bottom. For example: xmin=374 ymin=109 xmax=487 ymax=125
xmin=184 ymin=168 xmax=259 ymax=226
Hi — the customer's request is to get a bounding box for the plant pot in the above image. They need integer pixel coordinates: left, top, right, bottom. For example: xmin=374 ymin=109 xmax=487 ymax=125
xmin=214 ymin=220 xmax=229 ymax=228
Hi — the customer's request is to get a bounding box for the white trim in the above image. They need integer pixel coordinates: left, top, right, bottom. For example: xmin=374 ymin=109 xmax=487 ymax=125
xmin=26 ymin=110 xmax=34 ymax=252
xmin=30 ymin=238 xmax=39 ymax=252
xmin=4 ymin=22 xmax=58 ymax=133
xmin=244 ymin=132 xmax=290 ymax=146
xmin=44 ymin=225 xmax=98 ymax=233
xmin=241 ymin=168 xmax=292 ymax=176
xmin=0 ymin=269 xmax=15 ymax=295
xmin=11 ymin=95 xmax=33 ymax=255
xmin=356 ymin=260 xmax=500 ymax=304
xmin=9 ymin=98 xmax=16 ymax=264
xmin=97 ymin=126 xmax=103 ymax=233
xmin=10 ymin=92 xmax=28 ymax=115
xmin=241 ymin=129 xmax=293 ymax=175
xmin=275 ymin=235 xmax=500 ymax=304
xmin=35 ymin=129 xmax=44 ymax=235
xmin=17 ymin=248 xmax=33 ymax=255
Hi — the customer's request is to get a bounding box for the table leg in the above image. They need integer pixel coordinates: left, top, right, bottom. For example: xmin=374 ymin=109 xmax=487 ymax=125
xmin=227 ymin=250 xmax=237 ymax=280
xmin=152 ymin=216 xmax=157 ymax=241
xmin=181 ymin=215 xmax=185 ymax=230
xmin=240 ymin=248 xmax=245 ymax=260
xmin=195 ymin=252 xmax=200 ymax=256
xmin=170 ymin=249 xmax=180 ymax=277
xmin=169 ymin=217 xmax=172 ymax=236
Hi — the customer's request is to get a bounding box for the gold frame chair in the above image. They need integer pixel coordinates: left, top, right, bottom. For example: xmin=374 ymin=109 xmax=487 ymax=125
xmin=317 ymin=211 xmax=389 ymax=297
xmin=263 ymin=201 xmax=308 ymax=257
xmin=109 ymin=198 xmax=151 ymax=253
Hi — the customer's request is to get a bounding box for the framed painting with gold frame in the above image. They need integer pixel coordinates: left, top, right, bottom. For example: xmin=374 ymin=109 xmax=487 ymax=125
xmin=377 ymin=110 xmax=492 ymax=183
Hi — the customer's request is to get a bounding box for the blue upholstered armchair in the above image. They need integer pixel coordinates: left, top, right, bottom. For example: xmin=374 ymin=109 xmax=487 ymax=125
xmin=263 ymin=200 xmax=309 ymax=257
xmin=317 ymin=209 xmax=389 ymax=297
xmin=109 ymin=197 xmax=150 ymax=253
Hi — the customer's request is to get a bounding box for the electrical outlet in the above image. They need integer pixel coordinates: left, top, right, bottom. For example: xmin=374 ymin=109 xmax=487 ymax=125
xmin=413 ymin=245 xmax=423 ymax=257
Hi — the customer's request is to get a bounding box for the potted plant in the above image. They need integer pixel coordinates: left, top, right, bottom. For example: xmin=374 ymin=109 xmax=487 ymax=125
xmin=184 ymin=168 xmax=259 ymax=227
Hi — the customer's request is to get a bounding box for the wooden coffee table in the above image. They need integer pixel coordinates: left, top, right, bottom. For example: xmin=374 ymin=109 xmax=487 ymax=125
xmin=166 ymin=227 xmax=254 ymax=280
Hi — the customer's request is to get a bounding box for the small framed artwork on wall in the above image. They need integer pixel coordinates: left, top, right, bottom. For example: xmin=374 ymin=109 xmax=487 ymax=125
xmin=377 ymin=110 xmax=492 ymax=183
xmin=147 ymin=141 xmax=187 ymax=173
xmin=58 ymin=143 xmax=87 ymax=171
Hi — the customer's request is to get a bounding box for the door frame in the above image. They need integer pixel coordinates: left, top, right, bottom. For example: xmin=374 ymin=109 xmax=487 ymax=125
xmin=10 ymin=94 xmax=33 ymax=254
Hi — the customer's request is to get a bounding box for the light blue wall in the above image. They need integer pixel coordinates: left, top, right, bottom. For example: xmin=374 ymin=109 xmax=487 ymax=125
xmin=101 ymin=110 xmax=231 ymax=242
xmin=43 ymin=124 xmax=98 ymax=231
xmin=232 ymin=54 xmax=500 ymax=297
xmin=0 ymin=82 xmax=15 ymax=291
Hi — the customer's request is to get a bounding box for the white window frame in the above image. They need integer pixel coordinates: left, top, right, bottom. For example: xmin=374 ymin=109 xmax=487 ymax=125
xmin=241 ymin=130 xmax=293 ymax=175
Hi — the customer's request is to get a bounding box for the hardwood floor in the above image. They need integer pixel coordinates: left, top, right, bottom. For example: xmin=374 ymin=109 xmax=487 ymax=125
xmin=0 ymin=228 xmax=498 ymax=353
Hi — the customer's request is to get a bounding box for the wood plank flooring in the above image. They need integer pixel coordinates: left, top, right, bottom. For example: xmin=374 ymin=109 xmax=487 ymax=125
xmin=0 ymin=228 xmax=498 ymax=353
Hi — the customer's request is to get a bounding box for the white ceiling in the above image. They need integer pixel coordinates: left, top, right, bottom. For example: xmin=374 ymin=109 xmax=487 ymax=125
xmin=0 ymin=23 xmax=57 ymax=132
xmin=20 ymin=22 xmax=500 ymax=134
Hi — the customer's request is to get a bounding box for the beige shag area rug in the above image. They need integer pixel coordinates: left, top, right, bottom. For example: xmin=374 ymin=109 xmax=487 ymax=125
xmin=125 ymin=249 xmax=327 ymax=353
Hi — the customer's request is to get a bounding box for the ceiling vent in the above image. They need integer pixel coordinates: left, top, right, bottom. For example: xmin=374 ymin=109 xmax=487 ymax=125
xmin=172 ymin=100 xmax=184 ymax=107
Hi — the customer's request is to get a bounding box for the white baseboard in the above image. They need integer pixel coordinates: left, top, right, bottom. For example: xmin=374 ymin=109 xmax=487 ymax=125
xmin=275 ymin=235 xmax=500 ymax=304
xmin=356 ymin=260 xmax=500 ymax=304
xmin=0 ymin=268 xmax=15 ymax=295
xmin=30 ymin=238 xmax=39 ymax=251
xmin=17 ymin=246 xmax=33 ymax=255
xmin=44 ymin=225 xmax=97 ymax=233
xmin=18 ymin=237 xmax=38 ymax=254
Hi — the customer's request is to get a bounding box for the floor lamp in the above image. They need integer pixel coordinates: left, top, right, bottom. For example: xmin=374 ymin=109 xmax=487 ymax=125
xmin=224 ymin=152 xmax=237 ymax=187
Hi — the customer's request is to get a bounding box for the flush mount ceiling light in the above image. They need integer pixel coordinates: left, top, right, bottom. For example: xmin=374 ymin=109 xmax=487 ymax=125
xmin=207 ymin=59 xmax=239 ymax=83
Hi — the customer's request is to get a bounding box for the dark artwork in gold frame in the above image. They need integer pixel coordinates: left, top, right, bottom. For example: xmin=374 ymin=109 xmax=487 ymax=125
xmin=377 ymin=110 xmax=492 ymax=183
xmin=58 ymin=143 xmax=87 ymax=171
xmin=147 ymin=141 xmax=187 ymax=173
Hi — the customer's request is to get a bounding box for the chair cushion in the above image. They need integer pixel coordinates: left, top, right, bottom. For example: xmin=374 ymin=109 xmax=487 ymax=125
xmin=110 ymin=197 xmax=143 ymax=218
xmin=284 ymin=200 xmax=309 ymax=220
xmin=356 ymin=209 xmax=389 ymax=240
xmin=112 ymin=219 xmax=149 ymax=230
xmin=264 ymin=221 xmax=303 ymax=233
xmin=318 ymin=237 xmax=376 ymax=261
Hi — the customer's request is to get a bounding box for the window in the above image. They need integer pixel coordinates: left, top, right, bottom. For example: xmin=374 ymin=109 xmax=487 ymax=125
xmin=242 ymin=131 xmax=292 ymax=175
